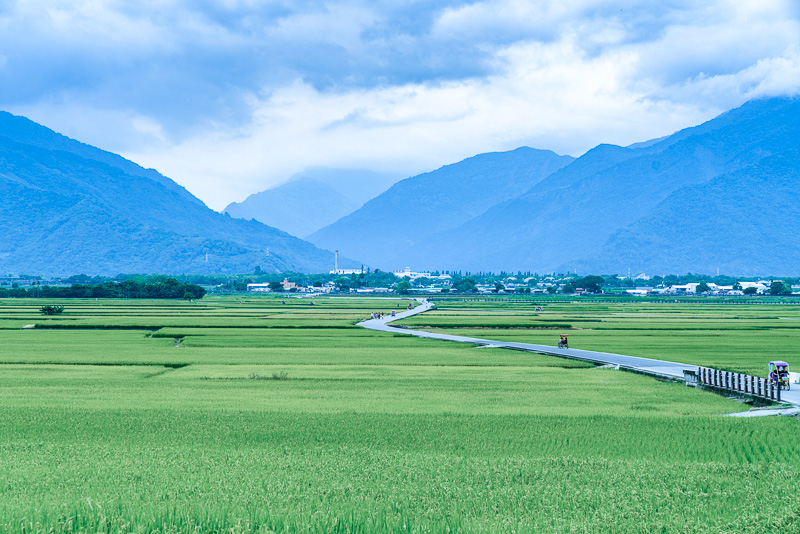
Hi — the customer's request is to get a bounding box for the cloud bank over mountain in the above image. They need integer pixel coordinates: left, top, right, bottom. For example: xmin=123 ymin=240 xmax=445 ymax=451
xmin=1 ymin=1 xmax=799 ymax=209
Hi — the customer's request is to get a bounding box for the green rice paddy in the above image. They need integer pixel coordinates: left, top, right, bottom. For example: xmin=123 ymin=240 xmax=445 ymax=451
xmin=0 ymin=296 xmax=798 ymax=533
xmin=404 ymin=299 xmax=800 ymax=376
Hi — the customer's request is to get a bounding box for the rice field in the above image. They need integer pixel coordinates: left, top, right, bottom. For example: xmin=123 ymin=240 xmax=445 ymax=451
xmin=402 ymin=298 xmax=800 ymax=376
xmin=0 ymin=295 xmax=798 ymax=533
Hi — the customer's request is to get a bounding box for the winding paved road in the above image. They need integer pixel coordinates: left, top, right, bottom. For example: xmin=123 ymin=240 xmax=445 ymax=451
xmin=358 ymin=299 xmax=800 ymax=407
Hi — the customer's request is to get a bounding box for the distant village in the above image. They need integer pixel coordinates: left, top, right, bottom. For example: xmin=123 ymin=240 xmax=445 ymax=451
xmin=238 ymin=269 xmax=799 ymax=297
xmin=2 ymin=269 xmax=798 ymax=298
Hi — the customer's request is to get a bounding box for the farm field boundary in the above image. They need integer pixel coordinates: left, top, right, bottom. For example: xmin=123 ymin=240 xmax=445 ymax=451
xmin=361 ymin=300 xmax=800 ymax=407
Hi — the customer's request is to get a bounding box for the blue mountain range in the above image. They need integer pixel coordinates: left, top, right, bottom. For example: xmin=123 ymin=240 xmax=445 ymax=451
xmin=310 ymin=97 xmax=800 ymax=276
xmin=0 ymin=112 xmax=349 ymax=276
xmin=2 ymin=96 xmax=798 ymax=276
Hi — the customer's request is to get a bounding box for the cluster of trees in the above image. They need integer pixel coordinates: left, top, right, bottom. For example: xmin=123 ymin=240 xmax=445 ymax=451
xmin=769 ymin=281 xmax=793 ymax=296
xmin=3 ymin=269 xmax=798 ymax=298
xmin=0 ymin=276 xmax=206 ymax=300
xmin=562 ymin=276 xmax=605 ymax=294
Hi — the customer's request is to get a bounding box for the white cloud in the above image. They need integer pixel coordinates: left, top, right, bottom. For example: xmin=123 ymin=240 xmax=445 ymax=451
xmin=3 ymin=0 xmax=800 ymax=211
xmin=123 ymin=37 xmax=706 ymax=209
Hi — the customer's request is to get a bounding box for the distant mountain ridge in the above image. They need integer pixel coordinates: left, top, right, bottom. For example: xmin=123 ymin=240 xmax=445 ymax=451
xmin=3 ymin=96 xmax=798 ymax=277
xmin=0 ymin=112 xmax=350 ymax=276
xmin=225 ymin=178 xmax=357 ymax=238
xmin=308 ymin=96 xmax=800 ymax=275
xmin=224 ymin=169 xmax=400 ymax=238
xmin=308 ymin=147 xmax=575 ymax=267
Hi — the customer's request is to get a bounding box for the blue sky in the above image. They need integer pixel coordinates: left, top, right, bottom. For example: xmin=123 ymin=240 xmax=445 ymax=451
xmin=1 ymin=0 xmax=799 ymax=209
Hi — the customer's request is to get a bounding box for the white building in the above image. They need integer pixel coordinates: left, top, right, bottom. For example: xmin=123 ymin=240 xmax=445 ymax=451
xmin=330 ymin=269 xmax=364 ymax=275
xmin=739 ymin=282 xmax=768 ymax=294
xmin=246 ymin=283 xmax=272 ymax=293
xmin=393 ymin=267 xmax=431 ymax=280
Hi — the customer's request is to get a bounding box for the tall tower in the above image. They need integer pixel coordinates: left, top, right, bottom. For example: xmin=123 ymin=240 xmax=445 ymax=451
xmin=335 ymin=250 xmax=339 ymax=273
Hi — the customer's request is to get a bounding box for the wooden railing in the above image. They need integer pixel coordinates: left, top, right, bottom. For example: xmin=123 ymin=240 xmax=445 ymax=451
xmin=697 ymin=366 xmax=783 ymax=402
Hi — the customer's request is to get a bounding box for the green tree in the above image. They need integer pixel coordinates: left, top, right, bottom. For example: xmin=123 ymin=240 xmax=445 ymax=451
xmin=334 ymin=278 xmax=350 ymax=291
xmin=695 ymin=282 xmax=710 ymax=294
xmin=743 ymin=286 xmax=758 ymax=295
xmin=574 ymin=275 xmax=605 ymax=293
xmin=770 ymin=281 xmax=791 ymax=296
xmin=562 ymin=282 xmax=575 ymax=294
xmin=397 ymin=280 xmax=412 ymax=294
xmin=454 ymin=279 xmax=477 ymax=293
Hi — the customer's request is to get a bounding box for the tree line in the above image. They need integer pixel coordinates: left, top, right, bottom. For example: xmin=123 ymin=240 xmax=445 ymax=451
xmin=0 ymin=276 xmax=206 ymax=300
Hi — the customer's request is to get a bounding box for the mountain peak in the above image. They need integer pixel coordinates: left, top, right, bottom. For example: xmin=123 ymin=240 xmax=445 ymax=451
xmin=0 ymin=112 xmax=346 ymax=275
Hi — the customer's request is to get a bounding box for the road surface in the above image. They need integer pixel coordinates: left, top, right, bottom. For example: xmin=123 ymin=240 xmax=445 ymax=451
xmin=358 ymin=300 xmax=800 ymax=406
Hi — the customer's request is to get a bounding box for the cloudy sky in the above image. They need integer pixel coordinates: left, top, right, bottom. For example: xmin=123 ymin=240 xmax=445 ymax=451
xmin=1 ymin=0 xmax=799 ymax=210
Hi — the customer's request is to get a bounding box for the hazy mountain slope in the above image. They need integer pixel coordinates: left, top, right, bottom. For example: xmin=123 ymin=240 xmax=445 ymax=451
xmin=0 ymin=112 xmax=346 ymax=276
xmin=291 ymin=168 xmax=401 ymax=207
xmin=308 ymin=147 xmax=575 ymax=268
xmin=401 ymin=97 xmax=800 ymax=273
xmin=224 ymin=168 xmax=401 ymax=238
xmin=225 ymin=178 xmax=359 ymax=238
xmin=0 ymin=112 xmax=200 ymax=205
xmin=564 ymin=155 xmax=800 ymax=276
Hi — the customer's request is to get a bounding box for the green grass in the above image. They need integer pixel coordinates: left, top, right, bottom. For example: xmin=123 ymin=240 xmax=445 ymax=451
xmin=405 ymin=300 xmax=800 ymax=376
xmin=0 ymin=295 xmax=798 ymax=533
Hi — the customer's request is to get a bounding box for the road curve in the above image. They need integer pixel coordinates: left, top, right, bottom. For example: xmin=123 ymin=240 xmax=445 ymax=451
xmin=358 ymin=299 xmax=800 ymax=406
